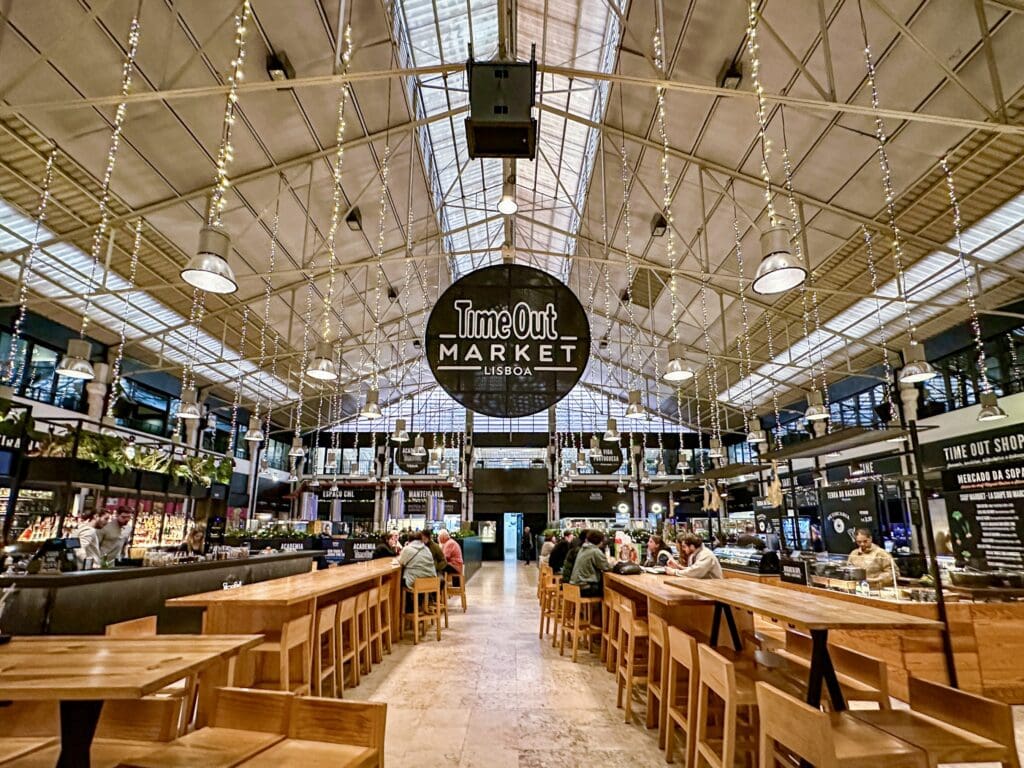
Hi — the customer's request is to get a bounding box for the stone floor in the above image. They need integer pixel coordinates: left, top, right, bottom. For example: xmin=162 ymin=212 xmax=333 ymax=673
xmin=347 ymin=561 xmax=1024 ymax=767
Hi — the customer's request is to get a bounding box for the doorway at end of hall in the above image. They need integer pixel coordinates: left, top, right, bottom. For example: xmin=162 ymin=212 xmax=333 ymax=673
xmin=503 ymin=512 xmax=522 ymax=561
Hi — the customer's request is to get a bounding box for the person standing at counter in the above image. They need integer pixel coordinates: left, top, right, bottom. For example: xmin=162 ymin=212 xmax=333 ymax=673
xmin=667 ymin=534 xmax=723 ymax=579
xmin=372 ymin=531 xmax=401 ymax=560
xmin=75 ymin=509 xmax=110 ymax=569
xmin=99 ymin=506 xmax=133 ymax=563
xmin=847 ymin=528 xmax=898 ymax=587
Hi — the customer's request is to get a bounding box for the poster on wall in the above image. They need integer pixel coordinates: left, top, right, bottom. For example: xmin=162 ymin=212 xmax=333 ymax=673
xmin=754 ymin=497 xmax=783 ymax=538
xmin=942 ymin=454 xmax=1024 ymax=570
xmin=590 ymin=444 xmax=623 ymax=474
xmin=424 ymin=264 xmax=591 ymax=418
xmin=819 ymin=483 xmax=879 ymax=555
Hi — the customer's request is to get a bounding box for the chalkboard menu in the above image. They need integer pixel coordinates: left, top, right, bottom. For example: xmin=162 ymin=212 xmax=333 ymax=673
xmin=819 ymin=483 xmax=879 ymax=555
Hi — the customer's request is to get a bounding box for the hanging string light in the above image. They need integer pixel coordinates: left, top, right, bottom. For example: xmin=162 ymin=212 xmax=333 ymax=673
xmin=763 ymin=311 xmax=784 ymax=450
xmin=941 ymin=156 xmax=1007 ymax=421
xmin=226 ymin=306 xmax=250 ymax=457
xmin=7 ymin=148 xmax=57 ymax=387
xmin=731 ymin=201 xmax=759 ymax=438
xmin=261 ymin=331 xmax=280 ymax=452
xmin=618 ymin=134 xmax=646 ymax=419
xmin=696 ymin=225 xmax=723 ymax=454
xmin=105 ymin=219 xmax=143 ymax=420
xmin=58 ymin=15 xmax=141 ymax=380
xmin=364 ymin=96 xmax=393 ymax=419
xmin=246 ymin=183 xmax=282 ymax=444
xmin=862 ymin=227 xmax=897 ymax=426
xmin=182 ymin=0 xmax=252 ymax=293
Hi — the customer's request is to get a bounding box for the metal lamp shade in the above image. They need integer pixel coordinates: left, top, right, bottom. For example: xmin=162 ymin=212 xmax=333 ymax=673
xmin=391 ymin=418 xmax=410 ymax=442
xmin=708 ymin=438 xmax=723 ymax=459
xmin=288 ymin=435 xmax=305 ymax=458
xmin=360 ymin=389 xmax=382 ymax=419
xmin=746 ymin=417 xmax=767 ymax=444
xmin=176 ymin=389 xmax=202 ymax=420
xmin=603 ymin=417 xmax=620 ymax=441
xmin=752 ymin=226 xmax=806 ymax=295
xmin=576 ymin=450 xmax=587 ymax=469
xmin=899 ymin=343 xmax=937 ymax=384
xmin=977 ymin=391 xmax=1008 ymax=422
xmin=624 ymin=390 xmax=646 ymax=419
xmin=590 ymin=435 xmax=600 ymax=452
xmin=411 ymin=435 xmax=427 ymax=457
xmin=181 ymin=226 xmax=237 ymax=294
xmin=663 ymin=342 xmax=694 ymax=382
xmin=497 ymin=180 xmax=518 ymax=215
xmin=244 ymin=415 xmax=264 ymax=442
xmin=804 ymin=390 xmax=830 ymax=420
xmin=306 ymin=341 xmax=338 ymax=381
xmin=56 ymin=338 xmax=95 ymax=380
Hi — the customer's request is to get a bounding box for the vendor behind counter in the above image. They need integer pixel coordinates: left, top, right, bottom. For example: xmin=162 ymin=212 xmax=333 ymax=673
xmin=847 ymin=527 xmax=898 ymax=587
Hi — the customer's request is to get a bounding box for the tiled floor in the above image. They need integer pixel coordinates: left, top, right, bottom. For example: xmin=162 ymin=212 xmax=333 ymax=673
xmin=349 ymin=561 xmax=1024 ymax=767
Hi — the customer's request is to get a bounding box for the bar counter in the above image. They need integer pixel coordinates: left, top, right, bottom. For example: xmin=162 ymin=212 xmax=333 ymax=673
xmin=0 ymin=550 xmax=319 ymax=635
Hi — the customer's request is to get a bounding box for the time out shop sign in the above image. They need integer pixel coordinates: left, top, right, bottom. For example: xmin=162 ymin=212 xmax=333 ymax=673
xmin=425 ymin=264 xmax=590 ymax=418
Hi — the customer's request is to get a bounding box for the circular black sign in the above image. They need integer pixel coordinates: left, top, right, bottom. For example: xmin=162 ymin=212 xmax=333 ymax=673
xmin=425 ymin=264 xmax=591 ymax=418
xmin=395 ymin=447 xmax=427 ymax=474
xmin=590 ymin=444 xmax=624 ymax=474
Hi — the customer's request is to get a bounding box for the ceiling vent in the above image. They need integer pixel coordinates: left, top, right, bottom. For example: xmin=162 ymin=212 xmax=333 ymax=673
xmin=465 ymin=49 xmax=537 ymax=159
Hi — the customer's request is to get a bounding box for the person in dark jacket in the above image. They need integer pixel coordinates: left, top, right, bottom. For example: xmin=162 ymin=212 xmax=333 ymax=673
xmin=521 ymin=526 xmax=536 ymax=565
xmin=561 ymin=531 xmax=587 ymax=582
xmin=371 ymin=531 xmax=401 ymax=560
xmin=548 ymin=531 xmax=574 ymax=573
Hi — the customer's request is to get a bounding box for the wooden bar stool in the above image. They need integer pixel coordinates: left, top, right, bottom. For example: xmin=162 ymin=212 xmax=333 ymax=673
xmin=402 ymin=576 xmax=442 ymax=644
xmin=446 ymin=570 xmax=467 ymax=612
xmin=378 ymin=579 xmax=394 ymax=655
xmin=549 ymin=577 xmax=566 ymax=649
xmin=664 ymin=626 xmax=701 ymax=767
xmin=334 ymin=596 xmax=360 ymax=694
xmin=602 ymin=590 xmax=621 ymax=673
xmin=615 ymin=600 xmax=649 ymax=723
xmin=366 ymin=586 xmax=384 ymax=665
xmin=313 ymin=602 xmax=338 ymax=698
xmin=558 ymin=583 xmax=602 ymax=663
xmin=755 ymin=681 xmax=927 ymax=768
xmin=252 ymin=613 xmax=313 ymax=695
xmin=538 ymin=567 xmax=561 ymax=639
xmin=355 ymin=592 xmax=373 ymax=675
xmin=695 ymin=643 xmax=759 ymax=768
xmin=645 ymin=613 xmax=669 ymax=747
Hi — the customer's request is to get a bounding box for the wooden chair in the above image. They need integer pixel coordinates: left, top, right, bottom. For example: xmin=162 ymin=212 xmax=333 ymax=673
xmin=604 ymin=590 xmax=622 ymax=673
xmin=538 ymin=566 xmax=561 ymax=639
xmin=558 ymin=583 xmax=602 ymax=662
xmin=378 ymin=579 xmax=394 ymax=655
xmin=664 ymin=626 xmax=701 ymax=767
xmin=355 ymin=591 xmax=373 ymax=674
xmin=278 ymin=695 xmax=387 ymax=768
xmin=695 ymin=643 xmax=760 ymax=768
xmin=755 ymin=681 xmax=927 ymax=768
xmin=599 ymin=588 xmax=617 ymax=668
xmin=251 ymin=613 xmax=313 ymax=695
xmin=366 ymin=586 xmax=385 ymax=664
xmin=314 ymin=602 xmax=338 ymax=698
xmin=105 ymin=615 xmax=159 ymax=636
xmin=335 ymin=596 xmax=360 ymax=694
xmin=549 ymin=575 xmax=566 ymax=649
xmin=402 ymin=576 xmax=442 ymax=644
xmin=850 ymin=676 xmax=1021 ymax=768
xmin=446 ymin=569 xmax=467 ymax=612
xmin=615 ymin=599 xmax=649 ymax=723
xmin=646 ymin=613 xmax=669 ymax=748
xmin=775 ymin=630 xmax=890 ymax=709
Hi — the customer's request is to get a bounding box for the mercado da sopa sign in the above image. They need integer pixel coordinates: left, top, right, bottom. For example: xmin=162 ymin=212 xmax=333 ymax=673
xmin=425 ymin=264 xmax=590 ymax=418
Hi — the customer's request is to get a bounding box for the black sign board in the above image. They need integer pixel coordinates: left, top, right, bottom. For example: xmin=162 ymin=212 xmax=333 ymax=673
xmin=921 ymin=424 xmax=1024 ymax=471
xmin=780 ymin=556 xmax=810 ymax=585
xmin=754 ymin=497 xmax=783 ymax=537
xmin=425 ymin=264 xmax=590 ymax=418
xmin=395 ymin=447 xmax=428 ymax=474
xmin=590 ymin=444 xmax=624 ymax=474
xmin=942 ymin=457 xmax=1024 ymax=570
xmin=819 ymin=483 xmax=879 ymax=555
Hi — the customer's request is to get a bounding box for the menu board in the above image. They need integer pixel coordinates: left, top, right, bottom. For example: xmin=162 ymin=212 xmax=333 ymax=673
xmin=754 ymin=497 xmax=783 ymax=537
xmin=819 ymin=483 xmax=879 ymax=555
xmin=942 ymin=459 xmax=1024 ymax=571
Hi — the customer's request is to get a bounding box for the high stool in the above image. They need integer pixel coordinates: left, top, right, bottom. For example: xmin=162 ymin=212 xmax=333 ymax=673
xmin=695 ymin=643 xmax=761 ymax=768
xmin=378 ymin=579 xmax=395 ymax=655
xmin=335 ymin=596 xmax=360 ymax=694
xmin=438 ymin=576 xmax=450 ymax=629
xmin=755 ymin=681 xmax=927 ymax=768
xmin=355 ymin=592 xmax=373 ymax=675
xmin=538 ymin=568 xmax=561 ymax=639
xmin=558 ymin=583 xmax=602 ymax=662
xmin=615 ymin=600 xmax=649 ymax=723
xmin=366 ymin=586 xmax=384 ymax=664
xmin=664 ymin=626 xmax=701 ymax=766
xmin=646 ymin=613 xmax=669 ymax=747
xmin=314 ymin=602 xmax=338 ymax=698
xmin=601 ymin=590 xmax=621 ymax=672
xmin=402 ymin=576 xmax=442 ymax=643
xmin=446 ymin=570 xmax=467 ymax=612
xmin=251 ymin=613 xmax=313 ymax=695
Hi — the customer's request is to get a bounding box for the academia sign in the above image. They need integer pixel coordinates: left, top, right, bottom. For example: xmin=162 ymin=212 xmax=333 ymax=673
xmin=425 ymin=264 xmax=590 ymax=418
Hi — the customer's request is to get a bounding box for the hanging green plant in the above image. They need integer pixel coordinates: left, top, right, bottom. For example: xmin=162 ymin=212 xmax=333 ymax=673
xmin=215 ymin=457 xmax=234 ymax=485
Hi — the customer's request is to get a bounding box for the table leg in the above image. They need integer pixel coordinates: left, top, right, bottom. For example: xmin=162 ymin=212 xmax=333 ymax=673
xmin=806 ymin=629 xmax=846 ymax=711
xmin=723 ymin=606 xmax=744 ymax=652
xmin=57 ymin=700 xmax=103 ymax=768
xmin=709 ymin=603 xmax=744 ymax=652
xmin=710 ymin=603 xmax=722 ymax=646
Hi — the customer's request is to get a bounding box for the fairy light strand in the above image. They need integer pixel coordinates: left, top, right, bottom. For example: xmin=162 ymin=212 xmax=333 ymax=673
xmin=763 ymin=311 xmax=784 ymax=450
xmin=862 ymin=227 xmax=896 ymax=420
xmin=370 ymin=140 xmax=392 ymax=384
xmin=653 ymin=29 xmax=681 ymax=343
xmin=226 ymin=306 xmax=250 ymax=457
xmin=251 ymin=188 xmax=281 ymax=440
xmin=105 ymin=219 xmax=143 ymax=419
xmin=7 ymin=148 xmax=57 ymax=386
xmin=731 ymin=206 xmax=756 ymax=424
xmin=619 ymin=140 xmax=642 ymax=384
xmin=746 ymin=1 xmax=777 ymax=227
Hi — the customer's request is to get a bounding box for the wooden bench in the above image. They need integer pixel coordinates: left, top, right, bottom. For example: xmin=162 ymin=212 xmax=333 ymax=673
xmin=851 ymin=677 xmax=1020 ymax=768
xmin=770 ymin=629 xmax=890 ymax=709
xmin=1 ymin=739 xmax=159 ymax=768
xmin=0 ymin=737 xmax=57 ymax=765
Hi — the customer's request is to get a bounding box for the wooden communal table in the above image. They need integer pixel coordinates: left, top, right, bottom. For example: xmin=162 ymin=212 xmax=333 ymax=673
xmin=0 ymin=635 xmax=261 ymax=768
xmin=167 ymin=559 xmax=401 ymax=687
xmin=666 ymin=578 xmax=942 ymax=711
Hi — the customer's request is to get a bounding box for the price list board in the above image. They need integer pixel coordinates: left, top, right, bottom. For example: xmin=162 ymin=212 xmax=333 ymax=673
xmin=942 ymin=457 xmax=1024 ymax=570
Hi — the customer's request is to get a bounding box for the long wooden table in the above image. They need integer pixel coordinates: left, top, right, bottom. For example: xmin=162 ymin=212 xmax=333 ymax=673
xmin=167 ymin=560 xmax=401 ymax=687
xmin=666 ymin=578 xmax=942 ymax=710
xmin=0 ymin=635 xmax=261 ymax=768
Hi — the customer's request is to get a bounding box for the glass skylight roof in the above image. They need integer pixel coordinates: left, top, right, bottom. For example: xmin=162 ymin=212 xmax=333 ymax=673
xmin=392 ymin=0 xmax=624 ymax=280
xmin=722 ymin=191 xmax=1024 ymax=406
xmin=0 ymin=198 xmax=299 ymax=403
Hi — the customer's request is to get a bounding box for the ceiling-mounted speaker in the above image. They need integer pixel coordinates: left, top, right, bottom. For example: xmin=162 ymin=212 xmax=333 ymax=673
xmin=465 ymin=47 xmax=537 ymax=159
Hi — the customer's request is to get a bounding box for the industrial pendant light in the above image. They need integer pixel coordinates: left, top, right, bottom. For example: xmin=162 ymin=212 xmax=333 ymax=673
xmin=244 ymin=415 xmax=264 ymax=442
xmin=590 ymin=435 xmax=600 ymax=452
xmin=181 ymin=225 xmax=238 ymax=294
xmin=575 ymin=450 xmax=587 ymax=470
xmin=616 ymin=481 xmax=626 ymax=494
xmin=288 ymin=434 xmax=305 ymax=458
xmin=708 ymin=438 xmax=723 ymax=459
xmin=391 ymin=418 xmax=410 ymax=442
xmin=428 ymin=447 xmax=442 ymax=472
xmin=309 ymin=475 xmax=321 ymax=489
xmin=360 ymin=389 xmax=382 ymax=419
xmin=604 ymin=417 xmax=620 ymax=442
xmin=746 ymin=417 xmax=767 ymax=444
xmin=624 ymin=390 xmax=646 ymax=419
xmin=411 ymin=434 xmax=427 ymax=457
xmin=497 ymin=178 xmax=518 ymax=215
xmin=176 ymin=389 xmax=201 ymax=420
xmin=899 ymin=343 xmax=937 ymax=384
xmin=306 ymin=341 xmax=338 ymax=381
xmin=752 ymin=225 xmax=806 ymax=295
xmin=804 ymin=390 xmax=829 ymax=421
xmin=56 ymin=338 xmax=95 ymax=380
xmin=663 ymin=342 xmax=694 ymax=382
xmin=977 ymin=391 xmax=1008 ymax=422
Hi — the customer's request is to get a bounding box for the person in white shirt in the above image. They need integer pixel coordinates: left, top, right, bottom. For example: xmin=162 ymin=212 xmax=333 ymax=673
xmin=99 ymin=506 xmax=133 ymax=562
xmin=667 ymin=533 xmax=723 ymax=579
xmin=75 ymin=509 xmax=110 ymax=569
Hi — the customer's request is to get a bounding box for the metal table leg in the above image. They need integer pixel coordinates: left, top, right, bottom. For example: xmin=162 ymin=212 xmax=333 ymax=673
xmin=806 ymin=629 xmax=846 ymax=711
xmin=709 ymin=602 xmax=744 ymax=652
xmin=57 ymin=699 xmax=104 ymax=768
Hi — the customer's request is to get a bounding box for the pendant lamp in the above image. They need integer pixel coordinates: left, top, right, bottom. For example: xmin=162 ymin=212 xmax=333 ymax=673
xmin=497 ymin=179 xmax=518 ymax=215
xmin=391 ymin=418 xmax=410 ymax=442
xmin=590 ymin=435 xmax=600 ymax=451
xmin=411 ymin=435 xmax=427 ymax=457
xmin=624 ymin=390 xmax=646 ymax=419
xmin=746 ymin=417 xmax=767 ymax=444
xmin=603 ymin=418 xmax=620 ymax=442
xmin=306 ymin=341 xmax=338 ymax=381
xmin=663 ymin=342 xmax=695 ymax=382
xmin=899 ymin=343 xmax=937 ymax=384
xmin=181 ymin=225 xmax=237 ymax=294
xmin=56 ymin=339 xmax=95 ymax=380
xmin=752 ymin=225 xmax=806 ymax=295
xmin=288 ymin=435 xmax=305 ymax=458
xmin=244 ymin=415 xmax=264 ymax=442
xmin=360 ymin=389 xmax=382 ymax=419
xmin=977 ymin=391 xmax=1009 ymax=422
xmin=804 ymin=390 xmax=829 ymax=421
xmin=708 ymin=438 xmax=723 ymax=459
xmin=176 ymin=389 xmax=201 ymax=420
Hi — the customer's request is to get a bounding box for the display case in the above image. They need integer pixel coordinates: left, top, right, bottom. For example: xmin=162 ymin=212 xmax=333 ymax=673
xmin=713 ymin=545 xmax=780 ymax=575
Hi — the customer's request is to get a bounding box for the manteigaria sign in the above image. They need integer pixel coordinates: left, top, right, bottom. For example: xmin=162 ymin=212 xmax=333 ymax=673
xmin=425 ymin=264 xmax=590 ymax=418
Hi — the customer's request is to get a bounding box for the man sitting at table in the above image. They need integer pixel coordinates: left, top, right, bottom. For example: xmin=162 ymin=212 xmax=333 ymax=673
xmin=548 ymin=530 xmax=573 ymax=574
xmin=398 ymin=529 xmax=437 ymax=589
xmin=847 ymin=528 xmax=897 ymax=588
xmin=667 ymin=533 xmax=723 ymax=579
xmin=569 ymin=529 xmax=612 ymax=597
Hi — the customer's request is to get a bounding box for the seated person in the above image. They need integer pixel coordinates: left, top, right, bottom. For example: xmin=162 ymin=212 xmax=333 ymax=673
xmin=372 ymin=531 xmax=401 ymax=560
xmin=398 ymin=529 xmax=437 ymax=589
xmin=569 ymin=529 xmax=612 ymax=597
xmin=438 ymin=529 xmax=463 ymax=575
xmin=548 ymin=531 xmax=573 ymax=574
xmin=424 ymin=529 xmax=448 ymax=575
xmin=667 ymin=533 xmax=723 ymax=579
xmin=561 ymin=532 xmax=585 ymax=583
xmin=643 ymin=534 xmax=673 ymax=567
xmin=847 ymin=528 xmax=897 ymax=587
